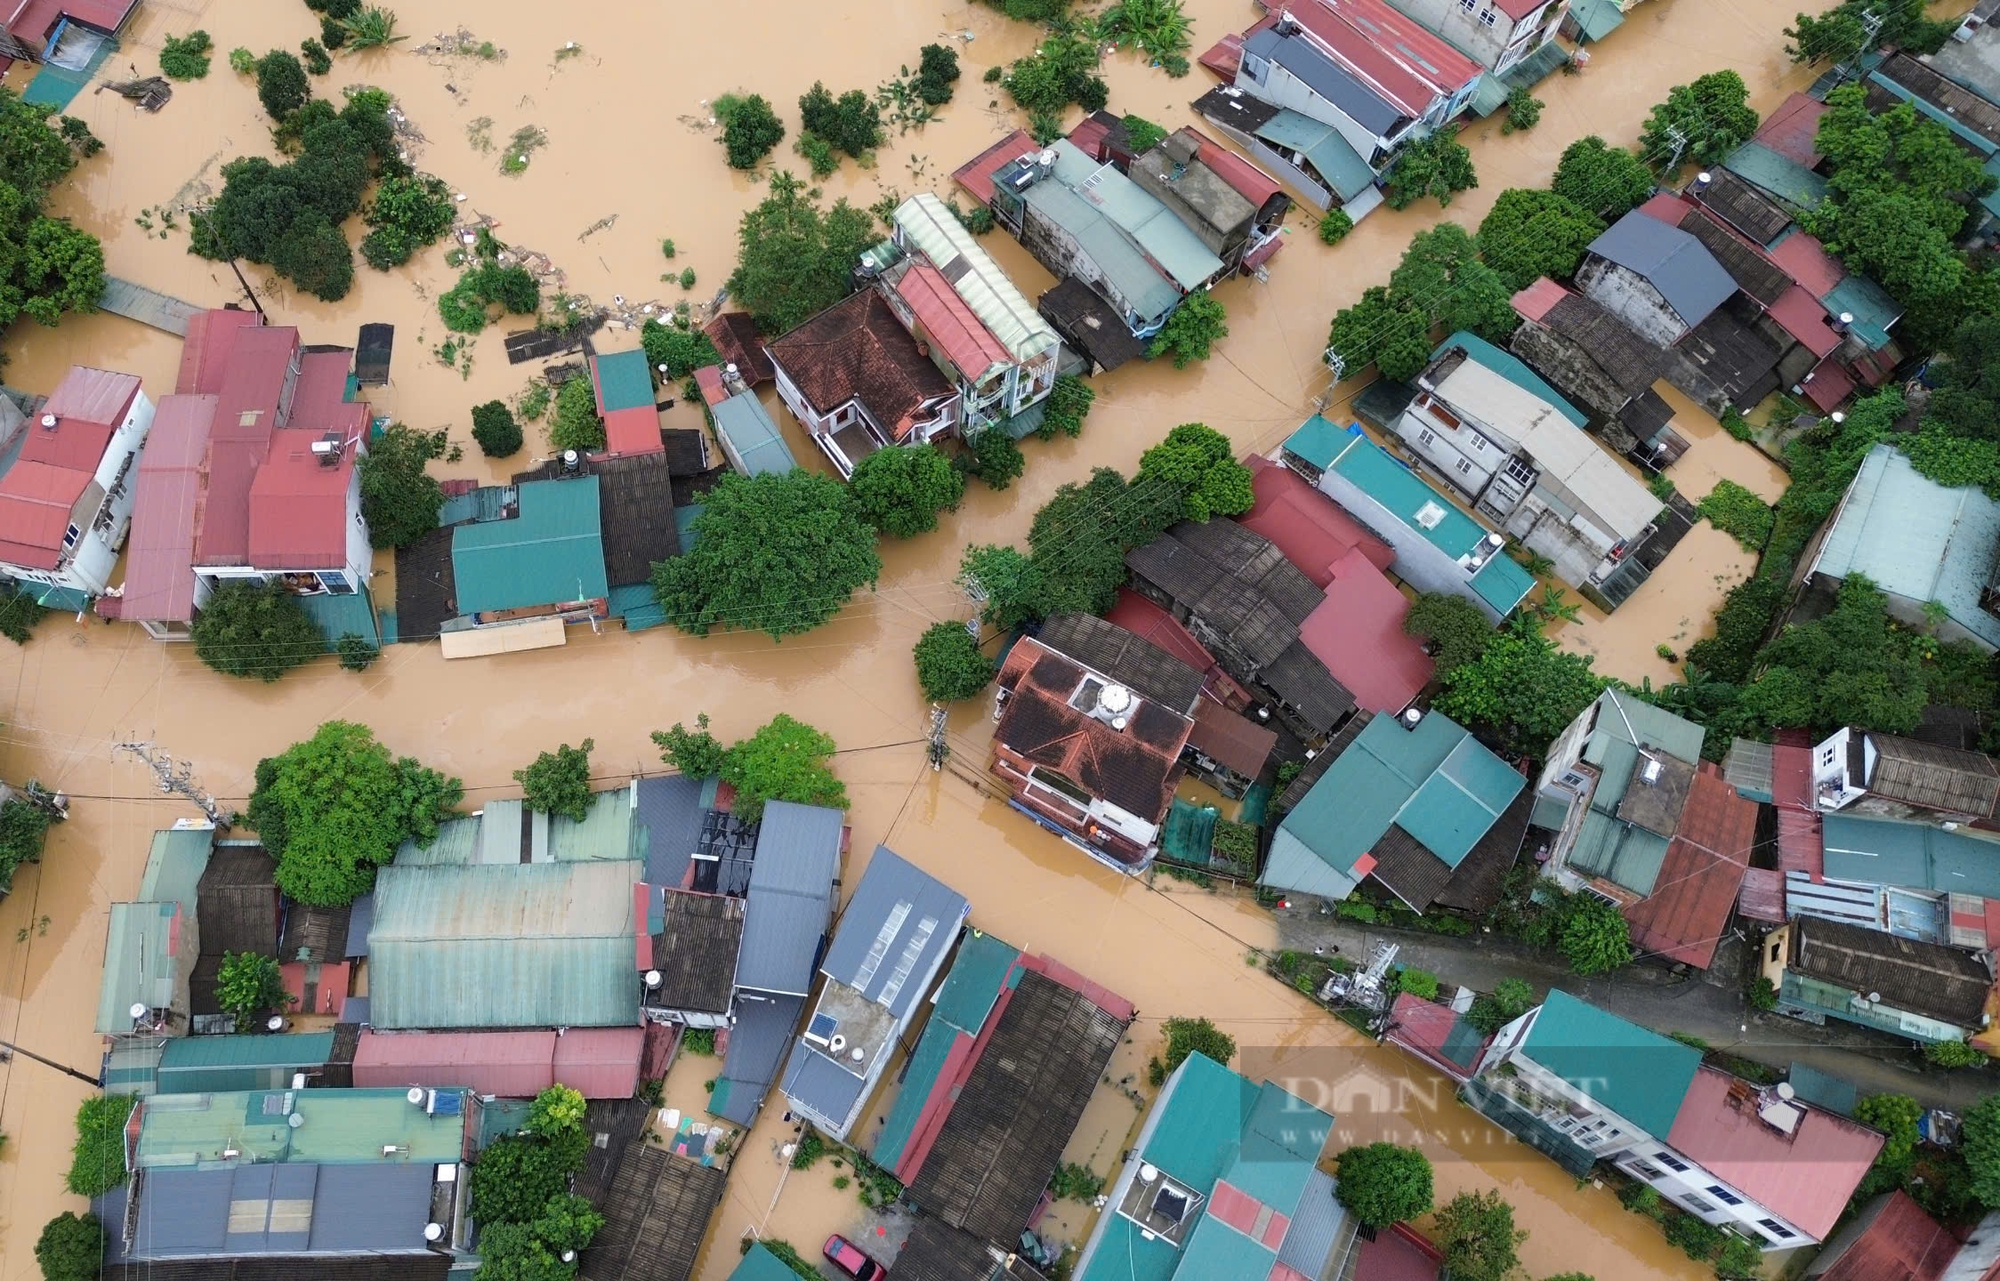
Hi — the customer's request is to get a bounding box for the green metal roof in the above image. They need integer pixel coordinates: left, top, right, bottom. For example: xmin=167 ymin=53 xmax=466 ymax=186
xmin=367 ymin=859 xmax=641 ymax=1029
xmin=1322 ymin=427 xmax=1536 ymax=613
xmin=1435 ymin=331 xmax=1587 ymax=428
xmin=1178 ymin=1213 xmax=1277 ymax=1279
xmin=894 ymin=194 xmax=1059 ymax=363
xmin=1265 ymin=710 xmax=1522 ymax=895
xmin=477 ymin=1096 xmax=533 ymax=1149
xmin=594 ymin=349 xmax=656 ymax=413
xmin=297 ymin=586 xmax=380 ymax=649
xmin=1049 ymin=140 xmax=1224 ymax=291
xmin=1284 ymin=416 xmax=1344 ymax=471
xmin=1080 ymin=1214 xmax=1183 ymax=1281
xmin=1254 ymin=110 xmax=1375 ymax=203
xmin=1561 ymin=690 xmax=1704 ymax=896
xmin=104 ymin=1036 xmax=165 ymax=1096
xmin=1822 ymin=811 xmax=2000 ymax=898
xmin=1722 ymin=141 xmax=1829 ymax=210
xmin=134 ymin=1087 xmax=467 ymax=1168
xmin=397 ymin=790 xmax=641 ymax=866
xmin=1569 ymin=0 xmax=1626 ymax=40
xmin=1518 ymin=990 xmax=1701 ymax=1137
xmin=451 ymin=476 xmax=609 ymax=615
xmin=1785 ymin=1062 xmax=1859 ymax=1117
xmin=872 ymin=931 xmax=1022 ymax=1171
xmin=1022 ymin=179 xmax=1182 ymax=329
xmin=711 ymin=391 xmax=798 ymax=476
xmin=1819 ymin=275 xmax=1900 ymax=352
xmin=608 ymin=583 xmax=665 ymax=631
xmin=1141 ymin=1052 xmax=1262 ymax=1190
xmin=157 ymin=1032 xmax=336 ymax=1094
xmin=139 ymin=827 xmax=212 ymax=909
xmin=1568 ymin=805 xmax=1670 ymax=895
xmin=731 ymin=1243 xmax=809 ymax=1281
xmin=97 ymin=901 xmax=178 ymax=1033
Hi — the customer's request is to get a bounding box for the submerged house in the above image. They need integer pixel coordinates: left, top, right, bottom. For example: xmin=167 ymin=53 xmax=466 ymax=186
xmin=1395 ymin=333 xmax=1664 ymax=603
xmin=1262 ymin=706 xmax=1529 ymax=913
xmin=1127 ymin=127 xmax=1291 ymax=276
xmin=440 ymin=474 xmax=610 ymax=655
xmin=1071 ymin=1051 xmax=1343 ymax=1281
xmin=588 ymin=344 xmax=665 ymax=459
xmin=95 ymin=824 xmax=213 ymax=1035
xmin=0 ymin=365 xmax=153 ymax=611
xmin=695 ymin=364 xmax=797 ymax=477
xmin=1808 ymin=726 xmax=2000 ymax=827
xmin=1508 ymin=279 xmax=1684 ymax=469
xmin=778 ymin=847 xmax=968 ymax=1142
xmin=1385 ymin=0 xmax=1569 ymax=74
xmin=766 ymin=288 xmax=959 ymax=478
xmin=1282 ymin=416 xmax=1536 ymax=623
xmin=1577 ymin=210 xmax=1740 ymax=347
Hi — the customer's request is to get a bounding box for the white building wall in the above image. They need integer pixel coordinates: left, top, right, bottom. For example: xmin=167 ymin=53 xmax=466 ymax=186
xmin=1236 ymin=58 xmax=1395 ymax=166
xmin=1613 ymin=1147 xmax=1812 ymax=1248
xmin=0 ymin=389 xmax=155 ymax=596
xmin=342 ymin=453 xmax=372 ymax=590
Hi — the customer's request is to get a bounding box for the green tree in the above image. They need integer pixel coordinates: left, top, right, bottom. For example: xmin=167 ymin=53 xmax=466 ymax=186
xmin=191 ymin=580 xmax=325 ymax=681
xmin=727 ymin=171 xmax=877 ymax=334
xmin=1551 ymin=135 xmax=1655 ymax=221
xmin=961 ymin=427 xmax=1026 ymax=491
xmin=472 ymin=400 xmax=524 ymax=457
xmin=1333 ymin=1143 xmax=1434 ymax=1228
xmin=652 ymin=713 xmax=729 ymax=779
xmin=1713 ymin=1235 xmax=1764 ymax=1280
xmin=66 ymin=1094 xmax=135 ymax=1196
xmin=720 ymin=713 xmax=847 ymax=823
xmin=1384 ymin=129 xmax=1476 ymax=210
xmin=359 ymin=422 xmax=445 ymax=548
xmin=1695 ymin=479 xmax=1774 ymax=552
xmin=360 ymin=172 xmax=454 ymax=269
xmin=914 ymin=622 xmax=995 ymax=702
xmin=799 ymin=82 xmax=883 ymax=157
xmin=527 ymin=1084 xmax=587 ymax=1137
xmin=640 ymin=318 xmax=721 ymax=380
xmin=1787 ymin=0 xmax=1954 ymax=63
xmin=255 ymin=49 xmax=310 ymax=119
xmin=1039 ymin=373 xmax=1096 ymax=438
xmin=1395 ymin=968 xmax=1439 ymax=1000
xmin=549 ymin=375 xmax=605 ymax=454
xmin=1666 ymin=1215 xmax=1724 ymax=1261
xmin=1122 ymin=113 xmax=1167 ymax=153
xmin=514 ymin=740 xmax=596 ymax=823
xmin=714 ymin=92 xmax=785 ymax=169
xmin=1640 ymin=71 xmax=1759 ymax=178
xmin=1475 ymin=189 xmax=1605 ymax=292
xmin=159 ymin=28 xmax=213 ymax=79
xmin=1433 ymin=1190 xmax=1527 ymax=1281
xmin=917 ymin=44 xmax=961 ymax=105
xmin=1739 ymin=576 xmax=1927 ymax=738
xmin=1961 ymin=1092 xmax=2000 ymax=1206
xmin=248 ymin=720 xmax=464 ymax=905
xmin=1027 ymin=467 xmax=1175 ymax=617
xmin=1005 ymin=26 xmax=1106 ymax=116
xmin=1327 ymin=286 xmax=1432 ymax=382
xmin=0 ymin=586 xmax=48 ymax=644
xmin=35 ymin=1212 xmax=103 ymax=1281
xmin=1502 ymin=87 xmax=1543 ymax=134
xmin=335 ymin=632 xmax=377 ymax=672
xmin=1402 ymin=593 xmax=1493 ymax=674
xmin=1148 ymin=292 xmax=1228 ymax=368
xmin=1434 ymin=620 xmax=1605 ymax=754
xmin=1561 ymin=898 xmax=1633 ymax=975
xmin=652 ymin=471 xmax=881 ymax=639
xmin=961 ymin=543 xmax=1044 ymax=631
xmin=1389 ymin=222 xmax=1518 ymax=342
xmin=850 ymin=444 xmax=965 ymax=537
xmin=1148 ymin=1016 xmax=1236 ymax=1085
xmin=1318 ymin=208 xmax=1353 ymax=246
xmin=216 ymin=951 xmax=290 ymax=1026
xmin=470 ymin=1127 xmax=591 ymax=1225
xmin=1926 ymin=1039 xmax=1985 ymax=1069
xmin=1136 ymin=423 xmax=1254 ymax=522
xmin=0 ymin=796 xmax=52 ymax=893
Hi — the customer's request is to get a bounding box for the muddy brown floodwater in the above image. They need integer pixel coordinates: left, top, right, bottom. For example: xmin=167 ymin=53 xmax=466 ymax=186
xmin=0 ymin=0 xmax=1880 ymax=1273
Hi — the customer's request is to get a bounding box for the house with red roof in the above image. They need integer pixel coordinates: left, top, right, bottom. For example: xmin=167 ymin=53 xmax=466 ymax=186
xmin=766 ymin=290 xmax=959 ymax=478
xmin=1383 ymin=0 xmax=1568 ymax=75
xmin=1804 ymin=1191 xmax=1986 ymax=1281
xmin=108 ymin=310 xmax=375 ymax=639
xmin=0 ymin=364 xmax=153 ymax=611
xmin=0 ymin=0 xmax=139 ymax=67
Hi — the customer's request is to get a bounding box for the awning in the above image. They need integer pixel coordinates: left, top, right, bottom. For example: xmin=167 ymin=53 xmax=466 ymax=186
xmin=1253 ymin=110 xmax=1374 ymax=203
xmin=1569 ymin=0 xmax=1626 ymax=41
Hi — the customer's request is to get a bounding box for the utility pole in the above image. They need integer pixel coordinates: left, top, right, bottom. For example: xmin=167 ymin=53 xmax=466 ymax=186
xmin=227 ymin=258 xmax=267 ymax=321
xmin=926 ymin=706 xmax=950 ymax=772
xmin=0 ymin=1039 xmax=101 ymax=1087
xmin=115 ymin=742 xmax=230 ymax=829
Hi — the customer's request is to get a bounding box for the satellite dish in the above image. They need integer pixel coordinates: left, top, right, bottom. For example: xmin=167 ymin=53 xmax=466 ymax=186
xmin=267 ymin=1014 xmax=285 ymax=1032
xmin=644 ymin=970 xmax=662 ymax=989
xmin=288 ymin=1111 xmax=306 ymax=1129
xmin=1099 ymin=684 xmax=1132 ymax=714
xmin=424 ymin=1223 xmax=444 ymax=1242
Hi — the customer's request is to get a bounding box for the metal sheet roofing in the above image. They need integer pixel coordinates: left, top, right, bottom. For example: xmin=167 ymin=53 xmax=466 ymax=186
xmin=1243 ymin=24 xmax=1403 ymax=138
xmin=134 ymin=1087 xmax=468 ymax=1168
xmin=1254 ymin=109 xmax=1377 ymax=202
xmin=710 ymin=388 xmax=798 ymax=476
xmin=1813 ymin=444 xmax=2000 ymax=649
xmin=1520 ymin=990 xmax=1702 ymax=1137
xmin=736 ymin=801 xmax=842 ymax=994
xmin=451 ymin=475 xmax=609 ymax=614
xmin=1049 ymin=140 xmax=1225 ymax=291
xmin=119 ymin=410 xmax=212 ymax=616
xmin=366 ymin=859 xmax=641 ymax=1029
xmin=1295 ymin=0 xmax=1483 ymax=93
xmin=551 ymin=1026 xmax=645 ymax=1099
xmin=710 ymin=991 xmax=804 ymax=1124
xmin=1569 ymin=0 xmax=1626 ymax=40
xmin=1821 ymin=274 xmax=1901 ymax=351
xmin=1822 ymin=812 xmax=2000 ymax=899
xmin=1436 ymin=330 xmax=1588 ymax=428
xmin=821 ymin=846 xmax=968 ymax=1014
xmin=1021 ymin=178 xmax=1182 ymax=327
xmin=1624 ymin=765 xmax=1758 ymax=969
xmin=1754 ymin=92 xmax=1830 ymax=169
xmin=97 ymin=901 xmax=179 ymax=1032
xmin=353 ymin=1029 xmax=557 ymax=1097
xmin=1587 ymin=211 xmax=1738 ymax=329
xmin=1722 ymin=141 xmax=1830 ymax=210
xmin=141 ymin=826 xmax=213 ymax=909
xmin=895 ymin=193 xmax=1059 ymax=362
xmin=893 ymin=259 xmax=1012 ymax=383
xmin=593 ymin=349 xmax=656 ymax=414
xmin=157 ymin=1032 xmax=334 ymax=1094
xmin=118 ymin=1161 xmax=441 ymax=1262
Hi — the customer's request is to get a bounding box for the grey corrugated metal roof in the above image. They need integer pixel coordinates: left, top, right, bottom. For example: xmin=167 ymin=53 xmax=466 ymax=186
xmin=1243 ymin=25 xmax=1403 ymax=137
xmin=121 ymin=1162 xmax=438 ymax=1261
xmin=309 ymin=1164 xmax=437 ymax=1251
xmin=1021 ymin=180 xmax=1181 ymax=328
xmin=1587 ymin=211 xmax=1737 ymax=328
xmin=821 ymin=847 xmax=969 ymax=1017
xmin=712 ymin=992 xmax=805 ymax=1125
xmin=779 ymin=1042 xmax=869 ymax=1131
xmin=637 ymin=774 xmax=707 ymax=888
xmin=1277 ymin=1170 xmax=1348 ymax=1276
xmin=344 ymin=893 xmax=373 ymax=958
xmin=736 ymin=801 xmax=843 ymax=995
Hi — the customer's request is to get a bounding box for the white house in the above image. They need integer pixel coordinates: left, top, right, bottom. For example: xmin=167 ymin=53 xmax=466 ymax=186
xmin=766 ymin=289 xmax=960 ymax=478
xmin=0 ymin=365 xmax=154 ymax=609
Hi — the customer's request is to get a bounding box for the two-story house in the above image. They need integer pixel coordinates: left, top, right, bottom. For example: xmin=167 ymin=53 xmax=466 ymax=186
xmin=1470 ymin=990 xmax=1883 ymax=1249
xmin=1387 ymin=0 xmax=1569 ymax=74
xmin=0 ymin=365 xmax=153 ymax=610
xmin=1577 ymin=210 xmax=1739 ymax=347
xmin=1809 ymin=727 xmax=2000 ymax=827
xmin=1761 ymin=916 xmax=1995 ymax=1048
xmin=1127 ymin=127 xmax=1291 ymax=276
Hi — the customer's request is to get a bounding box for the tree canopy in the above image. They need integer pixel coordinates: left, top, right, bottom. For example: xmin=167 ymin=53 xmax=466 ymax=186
xmin=1475 ymin=189 xmax=1605 ymax=292
xmin=514 ymin=740 xmax=596 ymax=823
xmin=1136 ymin=423 xmax=1254 ymax=523
xmin=1004 ymin=25 xmax=1107 ymax=119
xmin=1434 ymin=618 xmax=1605 ymax=754
xmin=255 ymin=49 xmax=310 ymax=119
xmin=652 ymin=712 xmax=848 ymax=823
xmin=0 ymin=90 xmax=103 ymax=332
xmin=1333 ymin=1143 xmax=1434 ymax=1228
xmin=651 ymin=470 xmax=881 ymax=639
xmin=1148 ymin=1016 xmax=1236 ymax=1085
xmin=1787 ymin=0 xmax=1955 ymax=64
xmin=191 ymin=580 xmax=326 ymax=681
xmin=727 ymin=171 xmax=877 ymax=334
xmin=1402 ymin=593 xmax=1494 ymax=674
xmin=215 ymin=952 xmax=290 ymax=1026
xmin=247 ymin=720 xmax=464 ymax=905
xmin=914 ymin=622 xmax=995 ymax=702
xmin=1148 ymin=292 xmax=1229 ymax=368
xmin=1384 ymin=129 xmax=1477 ymax=210
xmin=714 ymin=92 xmax=785 ymax=170
xmin=1327 ymin=286 xmax=1433 ymax=383
xmin=359 ymin=422 xmax=444 ymax=548
xmin=799 ymin=82 xmax=883 ymax=158
xmin=1639 ymin=71 xmax=1759 ymax=177
xmin=640 ymin=318 xmax=721 ymax=380
xmin=1561 ymin=898 xmax=1634 ymax=975
xmin=849 ymin=444 xmax=965 ymax=538
xmin=1550 ymin=135 xmax=1655 ymax=221
xmin=548 ymin=375 xmax=604 ymax=454
xmin=1961 ymin=1091 xmax=2000 ymax=1207
xmin=66 ymin=1094 xmax=134 ymax=1197
xmin=1433 ymin=1191 xmax=1527 ymax=1281
xmin=472 ymin=400 xmax=523 ymax=458
xmin=1327 ymin=224 xmax=1516 ymax=381
xmin=1028 ymin=467 xmax=1176 ymax=617
xmin=961 ymin=543 xmax=1045 ymax=632
xmin=35 ymin=1211 xmax=103 ymax=1281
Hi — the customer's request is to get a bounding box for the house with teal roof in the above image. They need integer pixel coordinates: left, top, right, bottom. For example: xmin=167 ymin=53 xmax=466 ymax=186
xmin=1261 ymin=707 xmax=1526 ymax=908
xmin=448 ymin=475 xmax=610 ymax=624
xmin=95 ymin=824 xmax=214 ymax=1034
xmin=1072 ymin=1051 xmax=1349 ymax=1281
xmin=1282 ymin=418 xmax=1533 ymax=622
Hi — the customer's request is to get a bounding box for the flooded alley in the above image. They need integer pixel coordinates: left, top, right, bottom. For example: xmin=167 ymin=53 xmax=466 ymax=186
xmin=0 ymin=0 xmax=1865 ymax=1276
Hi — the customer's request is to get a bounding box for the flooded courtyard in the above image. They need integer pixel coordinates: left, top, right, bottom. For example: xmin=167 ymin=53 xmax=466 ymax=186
xmin=0 ymin=0 xmax=1863 ymax=1275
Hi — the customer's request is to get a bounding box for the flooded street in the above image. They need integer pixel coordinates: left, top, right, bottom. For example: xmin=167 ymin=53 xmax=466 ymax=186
xmin=0 ymin=0 xmax=1859 ymax=1274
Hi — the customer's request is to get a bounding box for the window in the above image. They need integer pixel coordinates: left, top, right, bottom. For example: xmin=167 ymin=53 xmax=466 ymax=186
xmin=1459 ymin=0 xmax=1476 ymax=9
xmin=1479 ymin=7 xmax=1498 ymax=24
xmin=1769 ymin=943 xmax=1781 ymax=962
xmin=1455 ymin=458 xmax=1474 ymax=476
xmin=1681 ymin=1194 xmax=1716 ymax=1214
xmin=1626 ymin=1160 xmax=1663 ymax=1180
xmin=61 ymin=524 xmax=79 ymax=548
xmin=1706 ymin=1185 xmax=1744 ymax=1207
xmin=1654 ymin=1153 xmax=1690 ymax=1173
xmin=1418 ymin=428 xmax=1436 ymax=447
xmin=1756 ymin=1219 xmax=1795 ymax=1241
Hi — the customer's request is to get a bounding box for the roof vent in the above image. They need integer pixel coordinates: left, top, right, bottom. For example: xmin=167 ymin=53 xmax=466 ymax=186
xmin=644 ymin=969 xmax=662 ymax=989
xmin=38 ymin=413 xmax=55 ymax=429
xmin=1414 ymin=501 xmax=1447 ymax=530
xmin=424 ymin=1223 xmax=444 ymax=1243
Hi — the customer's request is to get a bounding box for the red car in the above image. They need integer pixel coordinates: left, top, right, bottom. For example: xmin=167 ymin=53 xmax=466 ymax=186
xmin=823 ymin=1234 xmax=886 ymax=1281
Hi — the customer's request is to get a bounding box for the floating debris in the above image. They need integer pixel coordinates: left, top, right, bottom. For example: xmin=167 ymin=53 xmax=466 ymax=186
xmin=500 ymin=125 xmax=547 ymax=176
xmin=101 ymin=76 xmax=171 ymax=111
xmin=466 ymin=115 xmax=493 ymax=153
xmin=578 ymin=214 xmax=618 ymax=242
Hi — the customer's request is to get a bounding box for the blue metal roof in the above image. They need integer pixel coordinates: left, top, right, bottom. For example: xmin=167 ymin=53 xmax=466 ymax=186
xmin=712 ymin=392 xmax=797 ymax=477
xmin=736 ymin=801 xmax=843 ymax=995
xmin=451 ymin=477 xmax=608 ymax=614
xmin=1587 ymin=211 xmax=1738 ymax=329
xmin=820 ymin=846 xmax=969 ymax=1017
xmin=1243 ymin=24 xmax=1404 ymax=137
xmin=710 ymin=991 xmax=804 ymax=1124
xmin=1254 ymin=110 xmax=1376 ymax=202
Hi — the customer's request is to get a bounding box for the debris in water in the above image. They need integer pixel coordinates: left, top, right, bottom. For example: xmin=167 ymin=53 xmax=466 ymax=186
xmin=101 ymin=76 xmax=172 ymax=110
xmin=500 ymin=125 xmax=548 ymax=176
xmin=466 ymin=116 xmax=493 ymax=152
xmin=578 ymin=214 xmax=618 ymax=242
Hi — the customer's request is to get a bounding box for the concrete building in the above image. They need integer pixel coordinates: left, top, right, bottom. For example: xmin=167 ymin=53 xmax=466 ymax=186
xmin=1809 ymin=726 xmax=2000 ymax=826
xmin=766 ymin=288 xmax=960 ymax=478
xmin=1761 ymin=915 xmax=1994 ymax=1046
xmin=1577 ymin=210 xmax=1738 ymax=346
xmin=0 ymin=364 xmax=152 ymax=610
xmin=1386 ymin=0 xmax=1569 ymax=73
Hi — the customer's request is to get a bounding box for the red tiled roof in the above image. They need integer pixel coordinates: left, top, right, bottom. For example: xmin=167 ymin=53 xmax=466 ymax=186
xmin=693 ymin=364 xmax=729 ymax=409
xmin=1199 ymin=30 xmax=1246 ymax=79
xmin=1636 ymin=191 xmax=1697 ymax=226
xmin=1812 ymin=1192 xmax=1957 ymax=1281
xmin=1770 ymin=285 xmax=1842 ymax=357
xmin=245 ymin=407 xmax=365 ymax=570
xmin=953 ymin=129 xmax=1038 ymax=206
xmin=1298 ymin=548 xmax=1433 ymax=715
xmin=197 ymin=326 xmax=301 ymax=567
xmin=118 ymin=394 xmax=217 ymax=624
xmin=1354 ymin=1223 xmax=1443 ymax=1281
xmin=1666 ymin=1066 xmax=1885 ymax=1241
xmin=1799 ymin=356 xmax=1857 ymax=414
xmin=1768 ymin=231 xmax=1844 ymax=298
xmin=1188 ymin=698 xmax=1278 ymax=778
xmin=551 ymin=1026 xmax=644 ymax=1099
xmin=1624 ymin=765 xmax=1756 ymax=969
xmin=1187 ymin=127 xmax=1285 ymax=208
xmin=1240 ymin=456 xmax=1394 ymax=583
xmin=0 ymin=462 xmax=85 ymax=568
xmin=766 ymin=289 xmax=956 ymax=440
xmin=1281 ymin=0 xmax=1479 ymax=116
xmin=894 ymin=260 xmax=1011 ymax=380
xmin=1512 ymin=277 xmax=1570 ymax=323
xmin=1755 ymin=92 xmax=1830 ymax=169
xmin=176 ymin=308 xmax=263 ymax=395
xmin=602 ymin=405 xmax=664 ymax=458
xmin=994 ymin=635 xmax=1193 ymax=821
xmin=5 ymin=0 xmax=137 ymax=43
xmin=703 ymin=311 xmax=774 ymax=385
